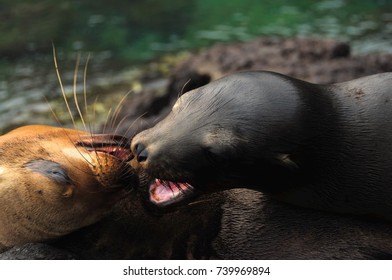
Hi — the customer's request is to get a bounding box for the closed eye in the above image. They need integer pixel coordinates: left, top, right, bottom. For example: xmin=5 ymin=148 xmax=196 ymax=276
xmin=24 ymin=159 xmax=71 ymax=185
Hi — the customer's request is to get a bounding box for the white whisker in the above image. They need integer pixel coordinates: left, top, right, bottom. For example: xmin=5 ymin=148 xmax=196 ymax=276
xmin=52 ymin=44 xmax=77 ymax=129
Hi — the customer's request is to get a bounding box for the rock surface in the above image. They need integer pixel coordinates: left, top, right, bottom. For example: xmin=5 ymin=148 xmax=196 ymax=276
xmin=0 ymin=243 xmax=76 ymax=260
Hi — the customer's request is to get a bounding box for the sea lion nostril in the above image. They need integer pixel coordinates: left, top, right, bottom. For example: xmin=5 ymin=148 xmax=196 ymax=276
xmin=135 ymin=143 xmax=148 ymax=162
xmin=137 ymin=149 xmax=148 ymax=162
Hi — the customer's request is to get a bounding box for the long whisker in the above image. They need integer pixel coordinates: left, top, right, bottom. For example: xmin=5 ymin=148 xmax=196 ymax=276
xmin=71 ymin=54 xmax=98 ymax=164
xmin=51 ymin=50 xmax=132 ymax=181
xmin=118 ymin=111 xmax=148 ymax=138
xmin=59 ymin=139 xmax=97 ymax=174
xmin=91 ymin=96 xmax=99 ymax=134
xmin=102 ymin=107 xmax=113 ymax=135
xmin=90 ymin=97 xmax=104 ymax=171
xmin=50 ymin=118 xmax=96 ymax=169
xmin=67 ymin=130 xmax=97 ymax=169
xmin=83 ymin=53 xmax=91 ymax=131
xmin=44 ymin=96 xmax=63 ymax=128
xmin=52 ymin=50 xmax=96 ymax=167
xmin=73 ymin=52 xmax=87 ymax=131
xmin=110 ymin=90 xmax=132 ymax=134
xmin=113 ymin=114 xmax=132 ymax=136
xmin=108 ymin=90 xmax=132 ymax=132
xmin=52 ymin=44 xmax=77 ymax=129
xmin=77 ymin=54 xmax=98 ymax=165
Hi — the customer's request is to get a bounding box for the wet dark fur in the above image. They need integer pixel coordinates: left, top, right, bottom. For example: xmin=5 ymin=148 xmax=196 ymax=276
xmin=131 ymin=71 xmax=392 ymax=221
xmin=3 ymin=189 xmax=392 ymax=259
xmin=58 ymin=190 xmax=392 ymax=259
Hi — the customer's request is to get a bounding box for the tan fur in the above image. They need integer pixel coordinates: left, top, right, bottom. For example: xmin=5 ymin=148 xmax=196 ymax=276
xmin=0 ymin=125 xmax=134 ymax=252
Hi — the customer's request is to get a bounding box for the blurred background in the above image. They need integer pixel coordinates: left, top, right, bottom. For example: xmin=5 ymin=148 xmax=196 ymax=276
xmin=0 ymin=0 xmax=391 ymax=133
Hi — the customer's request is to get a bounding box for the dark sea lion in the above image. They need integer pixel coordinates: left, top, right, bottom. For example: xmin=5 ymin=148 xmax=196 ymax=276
xmin=0 ymin=125 xmax=137 ymax=252
xmin=25 ymin=189 xmax=392 ymax=260
xmin=213 ymin=189 xmax=392 ymax=259
xmin=130 ymin=71 xmax=392 ymax=221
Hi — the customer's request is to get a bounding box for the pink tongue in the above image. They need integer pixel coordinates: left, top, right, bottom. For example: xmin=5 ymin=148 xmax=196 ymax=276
xmin=149 ymin=179 xmax=194 ymax=206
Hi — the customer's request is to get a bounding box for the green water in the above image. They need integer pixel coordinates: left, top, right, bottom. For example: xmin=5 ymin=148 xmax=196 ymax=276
xmin=1 ymin=0 xmax=391 ymax=62
xmin=187 ymin=0 xmax=392 ymax=54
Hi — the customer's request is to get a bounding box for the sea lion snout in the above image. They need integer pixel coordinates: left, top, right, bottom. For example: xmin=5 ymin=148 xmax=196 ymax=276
xmin=131 ymin=128 xmax=167 ymax=170
xmin=131 ymin=127 xmax=200 ymax=207
xmin=131 ymin=123 xmax=199 ymax=178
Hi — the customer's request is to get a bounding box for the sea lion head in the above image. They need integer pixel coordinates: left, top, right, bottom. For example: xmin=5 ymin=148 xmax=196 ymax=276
xmin=0 ymin=125 xmax=137 ymax=250
xmin=130 ymin=72 xmax=305 ymax=207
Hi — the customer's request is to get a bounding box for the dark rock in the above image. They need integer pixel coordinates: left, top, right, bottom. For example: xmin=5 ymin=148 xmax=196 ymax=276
xmin=0 ymin=243 xmax=77 ymax=260
xmin=168 ymin=37 xmax=392 ymax=96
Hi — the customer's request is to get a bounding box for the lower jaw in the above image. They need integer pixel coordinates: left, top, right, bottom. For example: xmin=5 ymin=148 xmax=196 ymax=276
xmin=149 ymin=179 xmax=196 ymax=207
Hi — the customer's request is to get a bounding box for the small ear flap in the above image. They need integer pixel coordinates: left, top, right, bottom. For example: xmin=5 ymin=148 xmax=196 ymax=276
xmin=204 ymin=127 xmax=238 ymax=157
xmin=62 ymin=186 xmax=74 ymax=198
xmin=275 ymin=153 xmax=299 ymax=171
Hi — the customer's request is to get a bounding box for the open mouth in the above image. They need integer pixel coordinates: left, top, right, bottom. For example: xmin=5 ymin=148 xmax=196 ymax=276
xmin=149 ymin=179 xmax=195 ymax=207
xmin=93 ymin=146 xmax=132 ymax=161
xmin=77 ymin=134 xmax=133 ymax=162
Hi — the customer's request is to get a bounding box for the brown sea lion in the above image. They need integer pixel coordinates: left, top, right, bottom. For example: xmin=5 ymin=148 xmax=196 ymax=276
xmin=130 ymin=71 xmax=392 ymax=221
xmin=0 ymin=125 xmax=137 ymax=252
